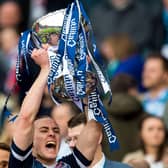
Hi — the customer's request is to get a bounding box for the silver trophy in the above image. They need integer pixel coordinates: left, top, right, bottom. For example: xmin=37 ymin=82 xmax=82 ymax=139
xmin=31 ymin=9 xmax=97 ymax=102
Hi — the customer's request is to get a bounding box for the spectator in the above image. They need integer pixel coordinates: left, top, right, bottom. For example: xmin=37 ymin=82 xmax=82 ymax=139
xmin=90 ymin=0 xmax=163 ymax=51
xmin=67 ymin=113 xmax=132 ymax=168
xmin=9 ymin=45 xmax=102 ymax=167
xmin=111 ymin=73 xmax=138 ymax=97
xmin=141 ymin=53 xmax=168 ymax=117
xmin=103 ymin=93 xmax=144 ymax=161
xmin=101 ymin=34 xmax=144 ymax=91
xmin=140 ymin=0 xmax=164 ymax=51
xmin=163 ymin=0 xmax=168 ymax=44
xmin=0 ymin=55 xmax=7 ymax=93
xmin=51 ymin=102 xmax=81 ymax=160
xmin=123 ymin=114 xmax=167 ymax=168
xmin=0 ymin=120 xmax=14 ymax=146
xmin=161 ymin=0 xmax=168 ymax=65
xmin=29 ymin=0 xmax=71 ymax=26
xmin=0 ymin=1 xmax=22 ymax=31
xmin=0 ymin=143 xmax=10 ymax=168
xmin=162 ymin=143 xmax=168 ymax=168
xmin=0 ymin=28 xmax=19 ymax=94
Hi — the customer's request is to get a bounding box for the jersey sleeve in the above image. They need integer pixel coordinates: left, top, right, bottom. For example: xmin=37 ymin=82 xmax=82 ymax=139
xmin=59 ymin=147 xmax=92 ymax=168
xmin=9 ymin=140 xmax=33 ymax=168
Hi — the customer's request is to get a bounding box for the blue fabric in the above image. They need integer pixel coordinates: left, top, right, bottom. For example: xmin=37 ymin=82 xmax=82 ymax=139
xmin=142 ymin=89 xmax=168 ymax=117
xmin=107 ymin=60 xmax=120 ymax=80
xmin=9 ymin=141 xmax=91 ymax=168
xmin=104 ymin=159 xmax=132 ymax=168
xmin=113 ymin=54 xmax=144 ymax=92
xmin=163 ymin=9 xmax=168 ymax=44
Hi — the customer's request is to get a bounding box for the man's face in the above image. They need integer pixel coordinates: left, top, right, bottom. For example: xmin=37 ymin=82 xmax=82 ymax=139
xmin=142 ymin=58 xmax=167 ymax=89
xmin=33 ymin=117 xmax=60 ymax=163
xmin=0 ymin=149 xmax=9 ymax=168
xmin=67 ymin=124 xmax=85 ymax=149
xmin=52 ymin=105 xmax=72 ymax=138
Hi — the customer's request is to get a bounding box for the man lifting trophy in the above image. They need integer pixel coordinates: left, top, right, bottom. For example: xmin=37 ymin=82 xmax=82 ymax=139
xmin=16 ymin=0 xmax=118 ymax=150
xmin=9 ymin=0 xmax=120 ymax=167
xmin=9 ymin=0 xmax=122 ymax=168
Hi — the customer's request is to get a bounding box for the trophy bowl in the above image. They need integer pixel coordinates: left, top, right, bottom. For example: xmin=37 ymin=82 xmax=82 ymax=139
xmin=31 ymin=9 xmax=97 ymax=102
xmin=32 ymin=9 xmax=66 ymax=45
xmin=51 ymin=71 xmax=97 ymax=102
xmin=17 ymin=9 xmax=66 ymax=92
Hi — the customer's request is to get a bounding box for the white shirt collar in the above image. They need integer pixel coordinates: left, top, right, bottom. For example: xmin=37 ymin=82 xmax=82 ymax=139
xmin=92 ymin=153 xmax=105 ymax=168
xmin=43 ymin=163 xmax=56 ymax=168
xmin=56 ymin=139 xmax=72 ymax=161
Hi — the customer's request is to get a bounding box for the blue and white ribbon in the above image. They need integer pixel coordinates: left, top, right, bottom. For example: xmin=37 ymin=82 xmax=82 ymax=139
xmin=63 ymin=3 xmax=83 ymax=110
xmin=17 ymin=30 xmax=32 ymax=82
xmin=75 ymin=27 xmax=87 ymax=98
xmin=88 ymin=90 xmax=119 ymax=150
xmin=66 ymin=3 xmax=79 ymax=64
xmin=76 ymin=0 xmax=112 ymax=96
xmin=75 ymin=0 xmax=118 ymax=150
xmin=17 ymin=30 xmax=42 ymax=83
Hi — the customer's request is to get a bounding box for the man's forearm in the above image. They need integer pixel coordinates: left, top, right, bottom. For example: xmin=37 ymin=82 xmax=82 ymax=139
xmin=13 ymin=68 xmax=49 ymax=150
xmin=13 ymin=46 xmax=50 ymax=150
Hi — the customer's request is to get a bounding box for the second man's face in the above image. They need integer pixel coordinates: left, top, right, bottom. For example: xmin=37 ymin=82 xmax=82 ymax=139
xmin=67 ymin=124 xmax=85 ymax=149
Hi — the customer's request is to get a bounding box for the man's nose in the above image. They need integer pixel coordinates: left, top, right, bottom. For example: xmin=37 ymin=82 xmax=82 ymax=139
xmin=48 ymin=129 xmax=55 ymax=136
xmin=69 ymin=140 xmax=76 ymax=148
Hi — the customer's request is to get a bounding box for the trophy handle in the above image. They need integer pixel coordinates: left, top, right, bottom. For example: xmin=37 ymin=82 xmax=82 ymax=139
xmin=31 ymin=31 xmax=42 ymax=49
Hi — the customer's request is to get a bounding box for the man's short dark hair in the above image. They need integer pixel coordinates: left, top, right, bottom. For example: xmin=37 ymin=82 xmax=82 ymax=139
xmin=68 ymin=113 xmax=87 ymax=128
xmin=146 ymin=52 xmax=168 ymax=71
xmin=35 ymin=107 xmax=52 ymax=120
xmin=0 ymin=143 xmax=10 ymax=152
xmin=111 ymin=73 xmax=137 ymax=93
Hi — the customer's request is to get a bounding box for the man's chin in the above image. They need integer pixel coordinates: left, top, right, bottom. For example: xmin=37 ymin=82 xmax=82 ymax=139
xmin=36 ymin=152 xmax=56 ymax=165
xmin=43 ymin=148 xmax=57 ymax=159
xmin=42 ymin=155 xmax=57 ymax=163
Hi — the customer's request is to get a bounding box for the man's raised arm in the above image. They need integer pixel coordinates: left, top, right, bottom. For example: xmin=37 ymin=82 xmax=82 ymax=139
xmin=13 ymin=45 xmax=50 ymax=150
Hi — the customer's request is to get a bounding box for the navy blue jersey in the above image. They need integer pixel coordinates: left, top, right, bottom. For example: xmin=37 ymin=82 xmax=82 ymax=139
xmin=9 ymin=141 xmax=91 ymax=168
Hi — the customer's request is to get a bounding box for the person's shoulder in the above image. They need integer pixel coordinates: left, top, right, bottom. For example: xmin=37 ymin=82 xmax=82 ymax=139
xmin=122 ymin=150 xmax=144 ymax=163
xmin=9 ymin=141 xmax=35 ymax=168
xmin=125 ymin=149 xmax=144 ymax=157
xmin=104 ymin=159 xmax=132 ymax=168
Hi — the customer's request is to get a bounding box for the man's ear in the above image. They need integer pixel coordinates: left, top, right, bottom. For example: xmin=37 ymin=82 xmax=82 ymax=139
xmin=98 ymin=132 xmax=103 ymax=144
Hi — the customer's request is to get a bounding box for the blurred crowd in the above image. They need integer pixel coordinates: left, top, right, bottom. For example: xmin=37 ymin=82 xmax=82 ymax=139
xmin=1 ymin=0 xmax=168 ymax=168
